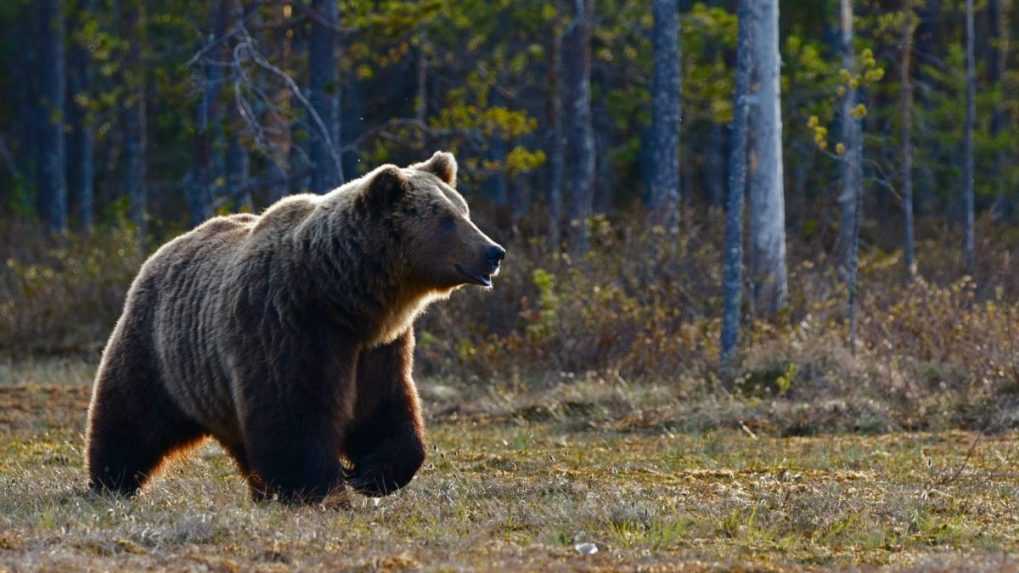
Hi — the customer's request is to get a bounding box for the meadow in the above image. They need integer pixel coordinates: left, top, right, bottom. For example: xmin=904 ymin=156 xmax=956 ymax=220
xmin=2 ymin=357 xmax=1019 ymax=572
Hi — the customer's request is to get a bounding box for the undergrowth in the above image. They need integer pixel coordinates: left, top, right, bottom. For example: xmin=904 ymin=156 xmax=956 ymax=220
xmin=1 ymin=212 xmax=1017 ymax=433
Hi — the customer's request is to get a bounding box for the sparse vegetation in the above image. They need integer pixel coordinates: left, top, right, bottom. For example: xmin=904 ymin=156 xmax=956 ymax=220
xmin=2 ymin=360 xmax=1019 ymax=571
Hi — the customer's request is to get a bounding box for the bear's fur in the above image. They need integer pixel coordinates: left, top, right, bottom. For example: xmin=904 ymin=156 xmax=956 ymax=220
xmin=85 ymin=152 xmax=504 ymax=502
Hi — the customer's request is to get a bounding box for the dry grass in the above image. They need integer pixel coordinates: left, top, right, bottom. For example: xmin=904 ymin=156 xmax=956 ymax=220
xmin=2 ymin=360 xmax=1019 ymax=572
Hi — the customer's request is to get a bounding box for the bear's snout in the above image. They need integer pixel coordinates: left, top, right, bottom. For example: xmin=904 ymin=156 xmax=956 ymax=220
xmin=485 ymin=244 xmax=506 ymax=274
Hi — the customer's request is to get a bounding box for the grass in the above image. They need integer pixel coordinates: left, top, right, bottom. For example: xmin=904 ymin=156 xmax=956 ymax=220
xmin=2 ymin=360 xmax=1019 ymax=571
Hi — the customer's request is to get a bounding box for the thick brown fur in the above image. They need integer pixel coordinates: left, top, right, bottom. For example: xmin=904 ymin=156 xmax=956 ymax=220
xmin=85 ymin=152 xmax=505 ymax=503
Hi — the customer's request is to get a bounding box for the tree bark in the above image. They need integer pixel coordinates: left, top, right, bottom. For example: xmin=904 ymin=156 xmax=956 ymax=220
xmin=990 ymin=0 xmax=1012 ymax=220
xmin=838 ymin=0 xmax=862 ymax=272
xmin=839 ymin=0 xmax=865 ymax=350
xmin=705 ymin=123 xmax=726 ymax=207
xmin=748 ymin=0 xmax=787 ymax=316
xmin=38 ymin=0 xmax=68 ymax=233
xmin=121 ymin=0 xmax=147 ymax=240
xmin=648 ymin=0 xmax=681 ymax=233
xmin=565 ymin=0 xmax=595 ymax=255
xmin=901 ymin=5 xmax=917 ymax=278
xmin=308 ymin=0 xmax=343 ymax=193
xmin=720 ymin=0 xmax=754 ymax=368
xmin=545 ymin=17 xmax=564 ymax=250
xmin=266 ymin=2 xmax=293 ymax=201
xmin=963 ymin=0 xmax=976 ymax=274
xmin=68 ymin=0 xmax=95 ymax=233
xmin=190 ymin=2 xmax=228 ymax=227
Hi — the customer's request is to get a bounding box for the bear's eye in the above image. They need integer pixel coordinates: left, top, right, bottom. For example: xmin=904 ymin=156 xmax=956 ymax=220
xmin=440 ymin=214 xmax=456 ymax=232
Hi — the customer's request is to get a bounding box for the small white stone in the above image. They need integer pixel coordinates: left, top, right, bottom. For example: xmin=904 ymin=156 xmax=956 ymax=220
xmin=574 ymin=542 xmax=598 ymax=556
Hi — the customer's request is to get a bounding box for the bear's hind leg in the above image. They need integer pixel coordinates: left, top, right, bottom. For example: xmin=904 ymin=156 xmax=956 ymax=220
xmin=86 ymin=373 xmax=205 ymax=496
xmin=220 ymin=442 xmax=269 ymax=501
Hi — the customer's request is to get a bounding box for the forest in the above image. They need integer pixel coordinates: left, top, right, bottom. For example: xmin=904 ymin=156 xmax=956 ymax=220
xmin=2 ymin=0 xmax=1019 ymax=571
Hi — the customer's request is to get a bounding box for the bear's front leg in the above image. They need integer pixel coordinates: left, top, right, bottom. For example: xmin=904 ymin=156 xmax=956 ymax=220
xmin=345 ymin=413 xmax=426 ymax=497
xmin=345 ymin=329 xmax=426 ymax=497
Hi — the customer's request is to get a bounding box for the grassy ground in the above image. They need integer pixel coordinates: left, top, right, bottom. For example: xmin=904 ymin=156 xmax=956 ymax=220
xmin=2 ymin=359 xmax=1019 ymax=572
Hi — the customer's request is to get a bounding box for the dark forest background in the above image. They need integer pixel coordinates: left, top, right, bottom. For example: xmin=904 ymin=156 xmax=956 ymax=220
xmin=1 ymin=0 xmax=1018 ymax=432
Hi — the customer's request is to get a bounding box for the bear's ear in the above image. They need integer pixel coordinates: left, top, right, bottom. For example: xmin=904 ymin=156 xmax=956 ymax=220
xmin=412 ymin=151 xmax=458 ymax=187
xmin=364 ymin=165 xmax=407 ymax=211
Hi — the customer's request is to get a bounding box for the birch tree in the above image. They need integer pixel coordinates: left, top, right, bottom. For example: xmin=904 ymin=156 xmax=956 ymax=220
xmin=566 ymin=0 xmax=595 ymax=255
xmin=648 ymin=0 xmax=681 ymax=233
xmin=748 ymin=0 xmax=787 ymax=315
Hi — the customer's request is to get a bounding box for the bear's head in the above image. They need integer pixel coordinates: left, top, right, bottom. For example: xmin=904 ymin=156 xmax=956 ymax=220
xmin=360 ymin=151 xmax=506 ymax=292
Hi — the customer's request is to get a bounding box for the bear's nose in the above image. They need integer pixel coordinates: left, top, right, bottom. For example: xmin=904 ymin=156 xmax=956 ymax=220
xmin=487 ymin=245 xmax=506 ymax=266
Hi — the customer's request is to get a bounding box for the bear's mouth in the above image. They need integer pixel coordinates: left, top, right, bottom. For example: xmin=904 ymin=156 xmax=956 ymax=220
xmin=455 ymin=264 xmax=494 ymax=288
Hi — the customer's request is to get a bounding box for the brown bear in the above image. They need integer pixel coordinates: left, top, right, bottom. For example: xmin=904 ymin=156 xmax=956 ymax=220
xmin=84 ymin=151 xmax=504 ymax=503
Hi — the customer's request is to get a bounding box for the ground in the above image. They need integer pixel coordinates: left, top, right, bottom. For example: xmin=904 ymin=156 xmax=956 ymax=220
xmin=2 ymin=358 xmax=1019 ymax=572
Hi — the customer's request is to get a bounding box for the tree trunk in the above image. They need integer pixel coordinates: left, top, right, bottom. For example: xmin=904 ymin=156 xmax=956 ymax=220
xmin=190 ymin=3 xmax=227 ymax=227
xmin=720 ymin=0 xmax=754 ymax=368
xmin=545 ymin=18 xmax=564 ymax=250
xmin=267 ymin=3 xmax=293 ymax=201
xmin=747 ymin=0 xmax=787 ymax=316
xmin=839 ymin=0 xmax=865 ymax=350
xmin=566 ymin=0 xmax=595 ymax=255
xmin=68 ymin=0 xmax=95 ymax=233
xmin=963 ymin=0 xmax=976 ymax=274
xmin=901 ymin=5 xmax=917 ymax=278
xmin=648 ymin=0 xmax=681 ymax=233
xmin=308 ymin=0 xmax=343 ymax=193
xmin=121 ymin=0 xmax=147 ymax=240
xmin=990 ymin=0 xmax=1012 ymax=220
xmin=705 ymin=122 xmax=726 ymax=207
xmin=838 ymin=0 xmax=862 ymax=272
xmin=38 ymin=0 xmax=68 ymax=233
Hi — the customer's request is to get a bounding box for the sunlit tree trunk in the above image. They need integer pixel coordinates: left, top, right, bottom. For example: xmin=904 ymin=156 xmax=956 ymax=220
xmin=565 ymin=0 xmax=595 ymax=255
xmin=840 ymin=0 xmax=864 ymax=350
xmin=901 ymin=5 xmax=916 ymax=278
xmin=38 ymin=0 xmax=68 ymax=233
xmin=838 ymin=0 xmax=862 ymax=271
xmin=648 ymin=0 xmax=681 ymax=233
xmin=748 ymin=0 xmax=787 ymax=316
xmin=963 ymin=0 xmax=976 ymax=274
xmin=309 ymin=0 xmax=343 ymax=193
xmin=721 ymin=0 xmax=753 ymax=368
